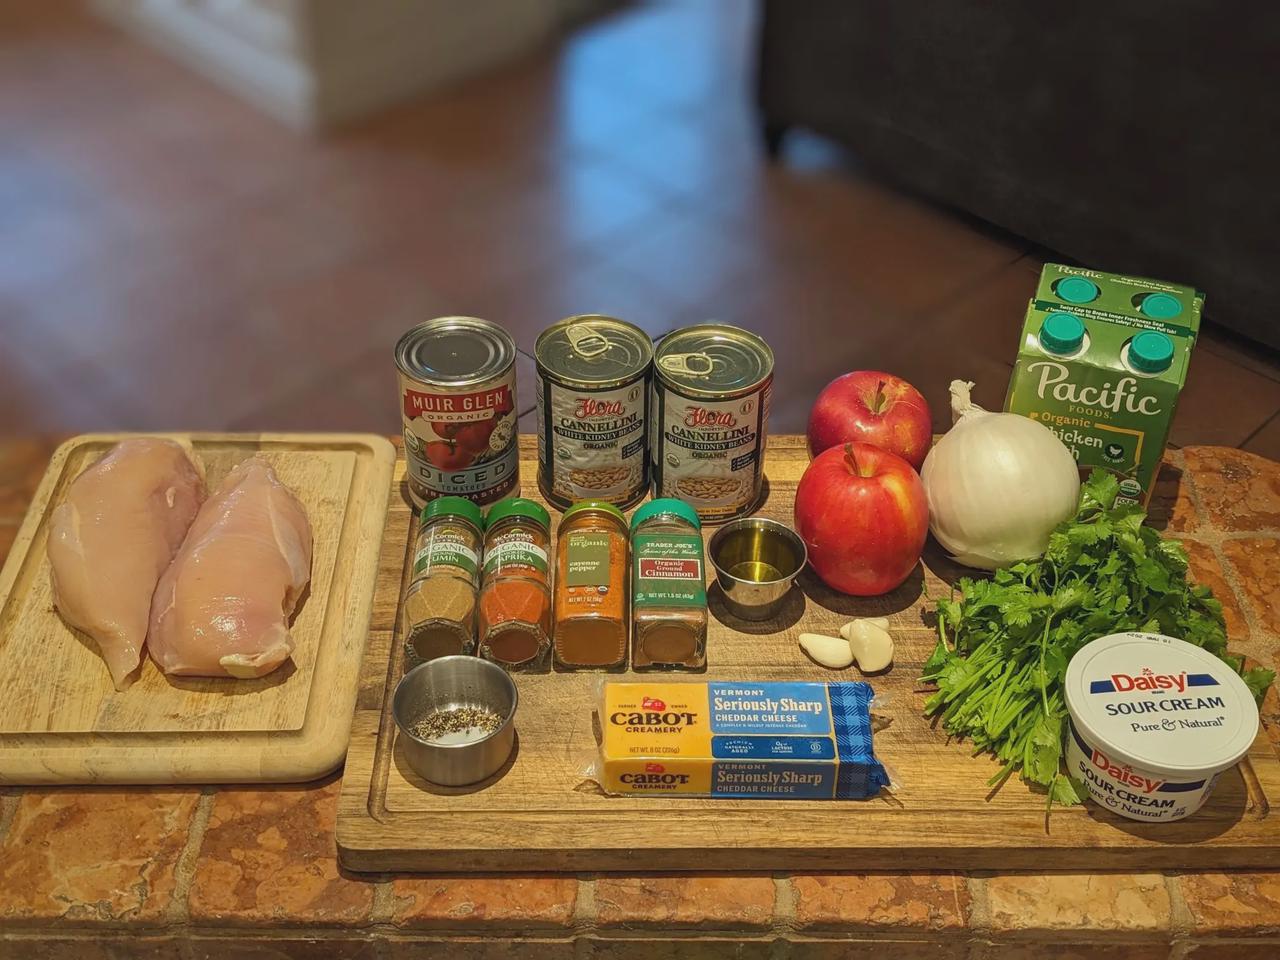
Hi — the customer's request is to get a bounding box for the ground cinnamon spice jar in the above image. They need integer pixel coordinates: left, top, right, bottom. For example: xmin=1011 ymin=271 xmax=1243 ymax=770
xmin=553 ymin=500 xmax=629 ymax=671
xmin=477 ymin=498 xmax=552 ymax=671
xmin=402 ymin=496 xmax=484 ymax=669
xmin=630 ymin=498 xmax=707 ymax=671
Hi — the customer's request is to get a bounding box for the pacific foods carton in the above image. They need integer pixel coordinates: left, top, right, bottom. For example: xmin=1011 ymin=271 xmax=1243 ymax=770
xmin=1005 ymin=264 xmax=1203 ymax=505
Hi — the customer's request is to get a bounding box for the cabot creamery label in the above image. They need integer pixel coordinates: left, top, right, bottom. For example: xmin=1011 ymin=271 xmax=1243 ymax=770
xmin=599 ymin=682 xmax=888 ymax=799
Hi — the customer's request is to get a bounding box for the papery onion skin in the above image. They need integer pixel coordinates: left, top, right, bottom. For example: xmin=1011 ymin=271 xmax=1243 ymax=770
xmin=921 ymin=384 xmax=1080 ymax=570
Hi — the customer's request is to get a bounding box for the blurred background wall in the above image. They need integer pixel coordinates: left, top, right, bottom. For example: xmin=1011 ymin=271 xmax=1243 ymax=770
xmin=94 ymin=0 xmax=607 ymax=129
xmin=3 ymin=0 xmax=1279 ymax=455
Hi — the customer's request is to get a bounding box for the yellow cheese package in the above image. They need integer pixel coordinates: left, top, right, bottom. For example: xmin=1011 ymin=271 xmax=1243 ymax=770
xmin=595 ymin=681 xmax=890 ymax=799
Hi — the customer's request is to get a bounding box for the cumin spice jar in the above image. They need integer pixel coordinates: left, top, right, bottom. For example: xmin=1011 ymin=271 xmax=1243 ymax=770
xmin=477 ymin=498 xmax=552 ymax=671
xmin=554 ymin=500 xmax=629 ymax=671
xmin=402 ymin=496 xmax=484 ymax=669
xmin=630 ymin=498 xmax=707 ymax=671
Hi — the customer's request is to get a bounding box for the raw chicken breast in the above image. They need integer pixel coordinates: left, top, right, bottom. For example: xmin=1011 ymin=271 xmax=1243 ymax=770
xmin=47 ymin=438 xmax=206 ymax=690
xmin=149 ymin=457 xmax=312 ymax=679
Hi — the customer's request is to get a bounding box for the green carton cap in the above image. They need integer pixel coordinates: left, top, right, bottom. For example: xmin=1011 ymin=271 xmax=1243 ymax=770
xmin=1129 ymin=331 xmax=1175 ymax=374
xmin=420 ymin=495 xmax=484 ymax=530
xmin=1054 ymin=276 xmax=1101 ymax=304
xmin=1039 ymin=312 xmax=1087 ymax=356
xmin=562 ymin=499 xmax=627 ymax=527
xmin=485 ymin=497 xmax=550 ymax=530
xmin=1138 ymin=292 xmax=1183 ymax=319
xmin=630 ymin=497 xmax=701 ymax=531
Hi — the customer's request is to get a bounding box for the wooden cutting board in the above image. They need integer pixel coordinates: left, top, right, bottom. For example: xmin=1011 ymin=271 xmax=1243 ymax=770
xmin=337 ymin=436 xmax=1280 ymax=871
xmin=0 ymin=433 xmax=395 ymax=784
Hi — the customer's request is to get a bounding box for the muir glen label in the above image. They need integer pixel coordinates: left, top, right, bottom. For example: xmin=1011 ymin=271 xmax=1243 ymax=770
xmin=401 ymin=380 xmax=519 ymax=505
xmin=1005 ymin=264 xmax=1202 ymax=506
xmin=396 ymin=317 xmax=520 ymax=508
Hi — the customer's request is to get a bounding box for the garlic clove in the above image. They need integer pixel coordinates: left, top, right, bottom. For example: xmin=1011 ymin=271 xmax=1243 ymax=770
xmin=840 ymin=617 xmax=889 ymax=640
xmin=798 ymin=632 xmax=854 ymax=669
xmin=844 ymin=620 xmax=894 ymax=673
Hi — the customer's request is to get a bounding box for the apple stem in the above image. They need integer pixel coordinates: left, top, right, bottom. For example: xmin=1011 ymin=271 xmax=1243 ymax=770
xmin=872 ymin=380 xmax=888 ymax=415
xmin=843 ymin=443 xmax=860 ymax=477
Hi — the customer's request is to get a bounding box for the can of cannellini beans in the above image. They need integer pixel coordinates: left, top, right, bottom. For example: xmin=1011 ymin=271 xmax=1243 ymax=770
xmin=650 ymin=324 xmax=774 ymax=523
xmin=1064 ymin=631 xmax=1260 ymax=823
xmin=396 ymin=317 xmax=519 ymax=509
xmin=534 ymin=315 xmax=653 ymax=510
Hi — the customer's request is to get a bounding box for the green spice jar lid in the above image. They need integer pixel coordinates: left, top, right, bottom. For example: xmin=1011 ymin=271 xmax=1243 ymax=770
xmin=631 ymin=497 xmax=701 ymax=531
xmin=1039 ymin=311 xmax=1087 ymax=356
xmin=1128 ymin=331 xmax=1175 ymax=374
xmin=420 ymin=495 xmax=484 ymax=531
xmin=1137 ymin=291 xmax=1183 ymax=319
xmin=562 ymin=499 xmax=628 ymax=527
xmin=485 ymin=497 xmax=550 ymax=530
xmin=1053 ymin=276 xmax=1100 ymax=304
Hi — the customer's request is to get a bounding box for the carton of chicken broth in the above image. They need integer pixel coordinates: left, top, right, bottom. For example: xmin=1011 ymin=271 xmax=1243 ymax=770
xmin=1005 ymin=264 xmax=1204 ymax=505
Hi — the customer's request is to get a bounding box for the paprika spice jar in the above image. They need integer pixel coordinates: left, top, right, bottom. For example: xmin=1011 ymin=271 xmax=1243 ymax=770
xmin=630 ymin=498 xmax=707 ymax=670
xmin=402 ymin=496 xmax=485 ymax=669
xmin=477 ymin=498 xmax=552 ymax=671
xmin=554 ymin=500 xmax=629 ymax=671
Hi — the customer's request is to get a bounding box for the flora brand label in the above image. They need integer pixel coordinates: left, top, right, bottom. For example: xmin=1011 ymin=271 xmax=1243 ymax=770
xmin=1004 ymin=263 xmax=1203 ymax=505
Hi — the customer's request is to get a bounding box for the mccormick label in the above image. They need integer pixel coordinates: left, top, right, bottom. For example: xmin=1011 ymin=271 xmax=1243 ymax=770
xmin=482 ymin=529 xmax=548 ymax=577
xmin=632 ymin=533 xmax=706 ymax=608
xmin=536 ymin=376 xmax=647 ymax=507
xmin=650 ymin=385 xmax=772 ymax=522
xmin=599 ymin=682 xmax=889 ymax=799
xmin=1005 ymin=264 xmax=1202 ymax=506
xmin=412 ymin=529 xmax=479 ymax=579
xmin=1063 ymin=632 xmax=1259 ymax=823
xmin=400 ymin=377 xmax=519 ymax=507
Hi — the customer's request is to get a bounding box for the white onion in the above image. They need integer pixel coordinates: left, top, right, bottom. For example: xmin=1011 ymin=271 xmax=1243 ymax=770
xmin=921 ymin=380 xmax=1080 ymax=570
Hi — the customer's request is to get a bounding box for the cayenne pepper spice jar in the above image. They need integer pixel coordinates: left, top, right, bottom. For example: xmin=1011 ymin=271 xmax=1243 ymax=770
xmin=402 ymin=496 xmax=485 ymax=669
xmin=630 ymin=498 xmax=707 ymax=671
xmin=553 ymin=500 xmax=629 ymax=671
xmin=477 ymin=498 xmax=552 ymax=671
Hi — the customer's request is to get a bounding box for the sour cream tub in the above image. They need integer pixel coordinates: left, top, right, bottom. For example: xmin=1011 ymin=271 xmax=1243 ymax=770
xmin=1064 ymin=631 xmax=1259 ymax=823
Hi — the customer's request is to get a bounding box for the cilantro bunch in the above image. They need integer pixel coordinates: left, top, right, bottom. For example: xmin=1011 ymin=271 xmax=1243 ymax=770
xmin=921 ymin=470 xmax=1275 ymax=806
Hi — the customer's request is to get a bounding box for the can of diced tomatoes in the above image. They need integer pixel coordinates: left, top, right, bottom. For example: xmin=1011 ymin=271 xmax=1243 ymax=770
xmin=396 ymin=317 xmax=519 ymax=509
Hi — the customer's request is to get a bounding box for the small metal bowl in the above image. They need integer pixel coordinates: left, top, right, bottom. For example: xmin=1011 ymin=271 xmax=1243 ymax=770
xmin=393 ymin=656 xmax=518 ymax=787
xmin=708 ymin=517 xmax=808 ymax=621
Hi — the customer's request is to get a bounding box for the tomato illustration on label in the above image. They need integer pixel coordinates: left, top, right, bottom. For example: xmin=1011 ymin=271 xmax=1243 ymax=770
xmin=454 ymin=419 xmax=498 ymax=455
xmin=423 ymin=441 xmax=474 ymax=470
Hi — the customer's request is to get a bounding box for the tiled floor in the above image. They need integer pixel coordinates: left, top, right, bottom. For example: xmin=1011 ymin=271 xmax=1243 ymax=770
xmin=3 ymin=1 xmax=1280 ymax=457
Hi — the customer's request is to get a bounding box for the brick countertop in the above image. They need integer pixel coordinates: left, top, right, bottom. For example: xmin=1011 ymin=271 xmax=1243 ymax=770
xmin=1 ymin=440 xmax=1278 ymax=959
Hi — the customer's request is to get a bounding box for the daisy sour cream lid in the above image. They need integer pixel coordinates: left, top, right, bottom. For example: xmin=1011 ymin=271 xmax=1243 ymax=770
xmin=1064 ymin=632 xmax=1259 ymax=778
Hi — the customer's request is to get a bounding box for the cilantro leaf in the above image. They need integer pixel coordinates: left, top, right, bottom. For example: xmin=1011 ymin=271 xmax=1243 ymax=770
xmin=922 ymin=469 xmax=1275 ymax=815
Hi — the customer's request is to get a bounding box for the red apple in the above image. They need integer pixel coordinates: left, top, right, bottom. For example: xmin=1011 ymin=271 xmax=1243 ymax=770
xmin=794 ymin=441 xmax=929 ymax=596
xmin=807 ymin=371 xmax=932 ymax=470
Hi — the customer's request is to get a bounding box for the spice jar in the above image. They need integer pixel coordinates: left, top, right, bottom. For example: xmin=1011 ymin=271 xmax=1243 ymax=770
xmin=554 ymin=500 xmax=629 ymax=671
xmin=477 ymin=498 xmax=553 ymax=671
xmin=402 ymin=496 xmax=484 ymax=669
xmin=630 ymin=498 xmax=708 ymax=671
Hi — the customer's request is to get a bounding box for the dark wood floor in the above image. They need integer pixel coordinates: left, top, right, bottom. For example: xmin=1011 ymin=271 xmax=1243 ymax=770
xmin=3 ymin=1 xmax=1280 ymax=456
